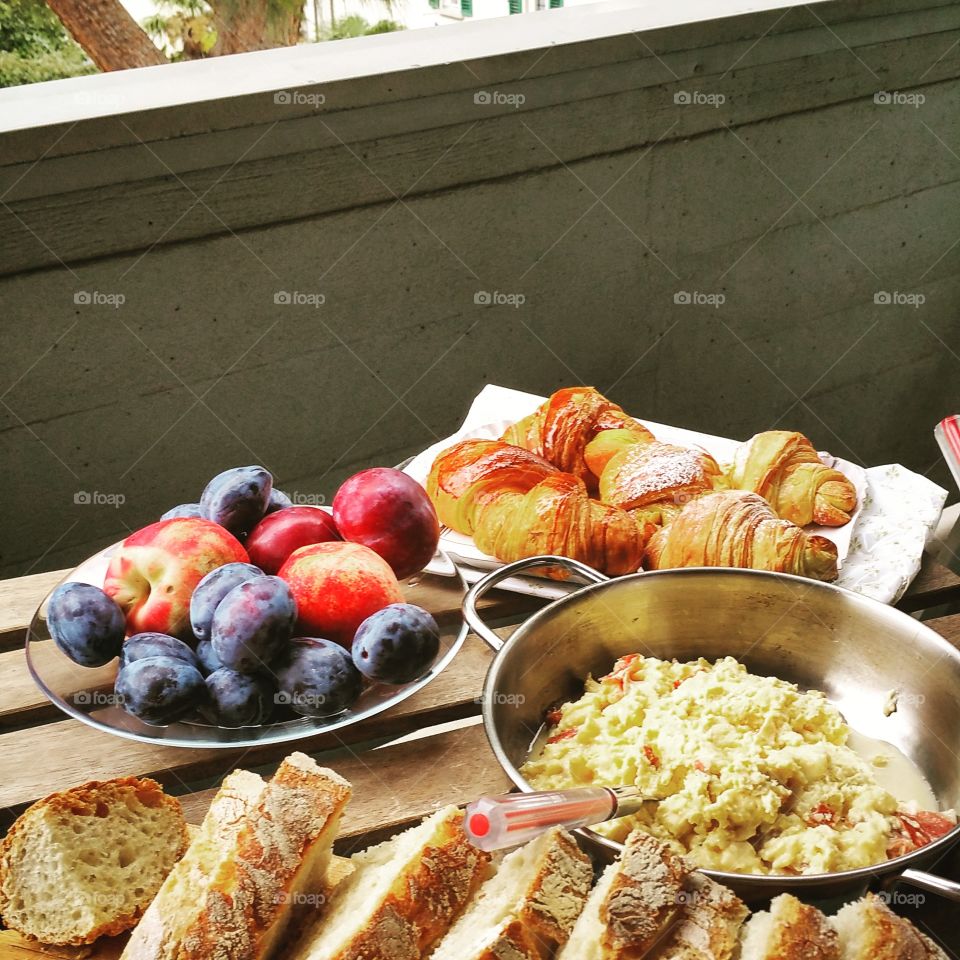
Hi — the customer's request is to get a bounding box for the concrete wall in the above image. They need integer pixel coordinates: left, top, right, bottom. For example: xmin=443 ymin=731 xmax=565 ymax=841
xmin=1 ymin=0 xmax=958 ymax=578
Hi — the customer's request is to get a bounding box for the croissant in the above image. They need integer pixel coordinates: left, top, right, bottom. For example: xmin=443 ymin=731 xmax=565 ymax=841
xmin=501 ymin=387 xmax=653 ymax=487
xmin=427 ymin=438 xmax=650 ymax=576
xmin=645 ymin=490 xmax=839 ymax=581
xmin=728 ymin=431 xmax=857 ymax=527
xmin=598 ymin=440 xmax=724 ymax=526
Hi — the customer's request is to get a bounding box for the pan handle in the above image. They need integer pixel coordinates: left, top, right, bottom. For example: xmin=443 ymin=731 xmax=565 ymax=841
xmin=462 ymin=555 xmax=609 ymax=652
xmin=894 ymin=867 xmax=960 ymax=903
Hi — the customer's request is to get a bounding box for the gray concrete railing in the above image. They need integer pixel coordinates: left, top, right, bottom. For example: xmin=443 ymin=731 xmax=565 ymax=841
xmin=0 ymin=0 xmax=958 ymax=576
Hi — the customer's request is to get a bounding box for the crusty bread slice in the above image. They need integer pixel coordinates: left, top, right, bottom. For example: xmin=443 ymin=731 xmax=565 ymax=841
xmin=292 ymin=805 xmax=489 ymax=960
xmin=430 ymin=826 xmax=593 ymax=960
xmin=831 ymin=893 xmax=950 ymax=960
xmin=655 ymin=872 xmax=748 ymax=960
xmin=122 ymin=752 xmax=350 ymax=960
xmin=557 ymin=829 xmax=691 ymax=960
xmin=0 ymin=777 xmax=188 ymax=946
xmin=740 ymin=893 xmax=840 ymax=960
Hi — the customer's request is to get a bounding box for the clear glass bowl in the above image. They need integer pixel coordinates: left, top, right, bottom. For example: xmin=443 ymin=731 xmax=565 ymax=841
xmin=25 ymin=544 xmax=468 ymax=748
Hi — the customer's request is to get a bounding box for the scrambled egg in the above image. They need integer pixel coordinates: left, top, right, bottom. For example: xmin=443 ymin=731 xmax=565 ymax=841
xmin=520 ymin=655 xmax=899 ymax=875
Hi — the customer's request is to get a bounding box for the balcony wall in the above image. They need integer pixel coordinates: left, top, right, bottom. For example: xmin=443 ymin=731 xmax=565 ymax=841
xmin=0 ymin=0 xmax=958 ymax=576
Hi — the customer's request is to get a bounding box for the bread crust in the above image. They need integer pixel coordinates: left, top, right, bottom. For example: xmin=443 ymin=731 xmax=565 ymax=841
xmin=833 ymin=893 xmax=949 ymax=960
xmin=656 ymin=873 xmax=748 ymax=960
xmin=0 ymin=777 xmax=187 ymax=946
xmin=752 ymin=894 xmax=840 ymax=960
xmin=601 ymin=830 xmax=691 ymax=957
xmin=122 ymin=754 xmax=350 ymax=960
xmin=331 ymin=811 xmax=488 ymax=960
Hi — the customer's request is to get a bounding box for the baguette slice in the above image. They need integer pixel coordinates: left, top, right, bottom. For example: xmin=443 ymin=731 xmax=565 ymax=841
xmin=557 ymin=829 xmax=691 ymax=960
xmin=0 ymin=776 xmax=188 ymax=946
xmin=655 ymin=873 xmax=748 ymax=960
xmin=431 ymin=826 xmax=593 ymax=960
xmin=831 ymin=893 xmax=950 ymax=960
xmin=123 ymin=752 xmax=350 ymax=960
xmin=740 ymin=893 xmax=840 ymax=960
xmin=293 ymin=805 xmax=489 ymax=960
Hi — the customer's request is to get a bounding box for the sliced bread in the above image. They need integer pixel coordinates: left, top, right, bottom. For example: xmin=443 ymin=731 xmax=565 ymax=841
xmin=655 ymin=872 xmax=748 ymax=960
xmin=0 ymin=777 xmax=187 ymax=946
xmin=430 ymin=826 xmax=593 ymax=960
xmin=740 ymin=893 xmax=840 ymax=960
xmin=831 ymin=893 xmax=950 ymax=960
xmin=557 ymin=829 xmax=691 ymax=960
xmin=122 ymin=752 xmax=351 ymax=960
xmin=293 ymin=805 xmax=489 ymax=960
xmin=0 ymin=776 xmax=188 ymax=946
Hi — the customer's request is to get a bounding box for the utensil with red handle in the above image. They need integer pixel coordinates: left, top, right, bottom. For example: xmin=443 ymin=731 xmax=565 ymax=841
xmin=464 ymin=786 xmax=661 ymax=851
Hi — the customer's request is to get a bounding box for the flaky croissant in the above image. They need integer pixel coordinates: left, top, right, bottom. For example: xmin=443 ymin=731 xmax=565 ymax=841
xmin=728 ymin=431 xmax=857 ymax=527
xmin=502 ymin=387 xmax=653 ymax=487
xmin=645 ymin=490 xmax=839 ymax=581
xmin=427 ymin=438 xmax=650 ymax=576
xmin=598 ymin=440 xmax=724 ymax=526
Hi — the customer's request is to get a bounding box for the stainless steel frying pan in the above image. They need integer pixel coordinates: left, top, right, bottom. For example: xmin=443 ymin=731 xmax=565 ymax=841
xmin=464 ymin=556 xmax=960 ymax=904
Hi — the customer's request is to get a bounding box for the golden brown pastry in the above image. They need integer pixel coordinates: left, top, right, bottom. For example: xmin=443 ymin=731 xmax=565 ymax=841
xmin=599 ymin=440 xmax=724 ymax=526
xmin=502 ymin=387 xmax=653 ymax=487
xmin=728 ymin=430 xmax=857 ymax=527
xmin=427 ymin=438 xmax=650 ymax=576
xmin=645 ymin=490 xmax=839 ymax=581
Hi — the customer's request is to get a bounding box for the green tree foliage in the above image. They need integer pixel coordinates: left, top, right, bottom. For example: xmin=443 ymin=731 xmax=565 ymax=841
xmin=0 ymin=0 xmax=94 ymax=86
xmin=325 ymin=13 xmax=402 ymax=38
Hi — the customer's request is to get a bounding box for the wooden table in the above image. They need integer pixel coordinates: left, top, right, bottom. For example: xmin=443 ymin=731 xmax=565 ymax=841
xmin=2 ymin=553 xmax=960 ymax=957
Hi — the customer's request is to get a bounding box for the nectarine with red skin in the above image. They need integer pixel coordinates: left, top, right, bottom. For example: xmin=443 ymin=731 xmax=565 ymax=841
xmin=333 ymin=468 xmax=439 ymax=580
xmin=277 ymin=541 xmax=404 ymax=648
xmin=246 ymin=506 xmax=340 ymax=574
xmin=104 ymin=518 xmax=248 ymax=640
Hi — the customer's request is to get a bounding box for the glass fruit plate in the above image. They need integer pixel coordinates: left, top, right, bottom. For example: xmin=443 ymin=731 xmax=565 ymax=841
xmin=25 ymin=542 xmax=469 ymax=748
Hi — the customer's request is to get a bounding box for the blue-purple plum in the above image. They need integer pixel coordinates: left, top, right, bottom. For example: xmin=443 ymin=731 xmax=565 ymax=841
xmin=47 ymin=582 xmax=125 ymax=667
xmin=351 ymin=603 xmax=440 ymax=684
xmin=115 ymin=655 xmax=205 ymax=725
xmin=201 ymin=466 xmax=273 ymax=536
xmin=195 ymin=638 xmax=222 ymax=675
xmin=202 ymin=668 xmax=273 ymax=727
xmin=121 ymin=632 xmax=199 ymax=670
xmin=275 ymin=637 xmax=362 ymax=718
xmin=189 ymin=562 xmax=263 ymax=643
xmin=210 ymin=576 xmax=296 ymax=674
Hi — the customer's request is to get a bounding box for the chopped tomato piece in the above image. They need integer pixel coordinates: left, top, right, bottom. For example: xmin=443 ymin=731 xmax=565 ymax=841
xmin=547 ymin=728 xmax=577 ymax=744
xmin=805 ymin=802 xmax=835 ymax=826
xmin=643 ymin=745 xmax=660 ymax=769
xmin=545 ymin=707 xmax=563 ymax=726
xmin=914 ymin=811 xmax=956 ymax=841
xmin=694 ymin=760 xmax=706 ymax=773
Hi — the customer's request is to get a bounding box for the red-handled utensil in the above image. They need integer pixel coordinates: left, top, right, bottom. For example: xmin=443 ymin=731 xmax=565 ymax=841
xmin=464 ymin=786 xmax=661 ymax=851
